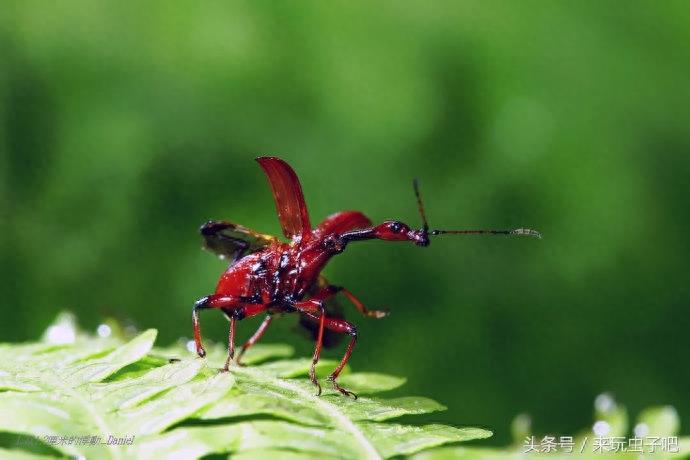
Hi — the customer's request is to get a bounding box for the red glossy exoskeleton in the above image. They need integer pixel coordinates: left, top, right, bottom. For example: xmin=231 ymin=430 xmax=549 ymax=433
xmin=193 ymin=157 xmax=541 ymax=398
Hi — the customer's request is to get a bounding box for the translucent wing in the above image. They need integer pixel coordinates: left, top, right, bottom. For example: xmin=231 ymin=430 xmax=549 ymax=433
xmin=200 ymin=220 xmax=278 ymax=263
xmin=256 ymin=157 xmax=312 ymax=240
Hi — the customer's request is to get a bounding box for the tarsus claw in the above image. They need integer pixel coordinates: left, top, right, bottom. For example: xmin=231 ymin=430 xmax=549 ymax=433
xmin=310 ymin=366 xmax=322 ymax=396
xmin=328 ymin=376 xmax=358 ymax=399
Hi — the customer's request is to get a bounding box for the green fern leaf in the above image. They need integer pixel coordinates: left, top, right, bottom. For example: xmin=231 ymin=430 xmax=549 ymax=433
xmin=0 ymin=313 xmax=491 ymax=459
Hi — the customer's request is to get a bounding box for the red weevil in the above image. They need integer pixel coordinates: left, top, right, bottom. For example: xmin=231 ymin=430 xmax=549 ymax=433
xmin=193 ymin=157 xmax=541 ymax=398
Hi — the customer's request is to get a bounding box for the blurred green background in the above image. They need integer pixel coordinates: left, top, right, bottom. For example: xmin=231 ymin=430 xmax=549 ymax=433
xmin=1 ymin=0 xmax=689 ymax=445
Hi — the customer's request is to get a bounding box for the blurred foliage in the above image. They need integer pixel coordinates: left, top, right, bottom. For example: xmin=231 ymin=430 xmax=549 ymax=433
xmin=1 ymin=0 xmax=689 ymax=445
xmin=412 ymin=396 xmax=690 ymax=459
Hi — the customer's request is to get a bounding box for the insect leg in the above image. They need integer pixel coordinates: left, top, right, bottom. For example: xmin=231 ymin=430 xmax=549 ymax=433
xmin=293 ymin=298 xmax=326 ymax=396
xmin=222 ymin=316 xmax=236 ymax=372
xmin=193 ymin=295 xmax=240 ymax=358
xmin=192 ymin=296 xmax=213 ymax=358
xmin=236 ymin=314 xmax=273 ymax=365
xmin=221 ymin=303 xmax=268 ymax=370
xmin=193 ymin=294 xmax=261 ymax=369
xmin=326 ymin=319 xmax=358 ymax=399
xmin=330 ymin=285 xmax=389 ymax=319
xmin=300 ymin=313 xmax=359 ymax=399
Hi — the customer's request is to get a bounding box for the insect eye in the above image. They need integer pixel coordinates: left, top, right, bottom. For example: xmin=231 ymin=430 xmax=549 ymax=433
xmin=389 ymin=222 xmax=403 ymax=233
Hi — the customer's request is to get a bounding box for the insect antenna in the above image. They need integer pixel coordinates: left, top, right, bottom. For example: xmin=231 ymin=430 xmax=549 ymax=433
xmin=413 ymin=179 xmax=541 ymax=240
xmin=430 ymin=228 xmax=542 ymax=239
xmin=413 ymin=179 xmax=429 ymax=233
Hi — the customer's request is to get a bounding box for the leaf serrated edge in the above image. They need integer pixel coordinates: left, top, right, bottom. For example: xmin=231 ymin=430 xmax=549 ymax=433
xmin=234 ymin=366 xmax=383 ymax=460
